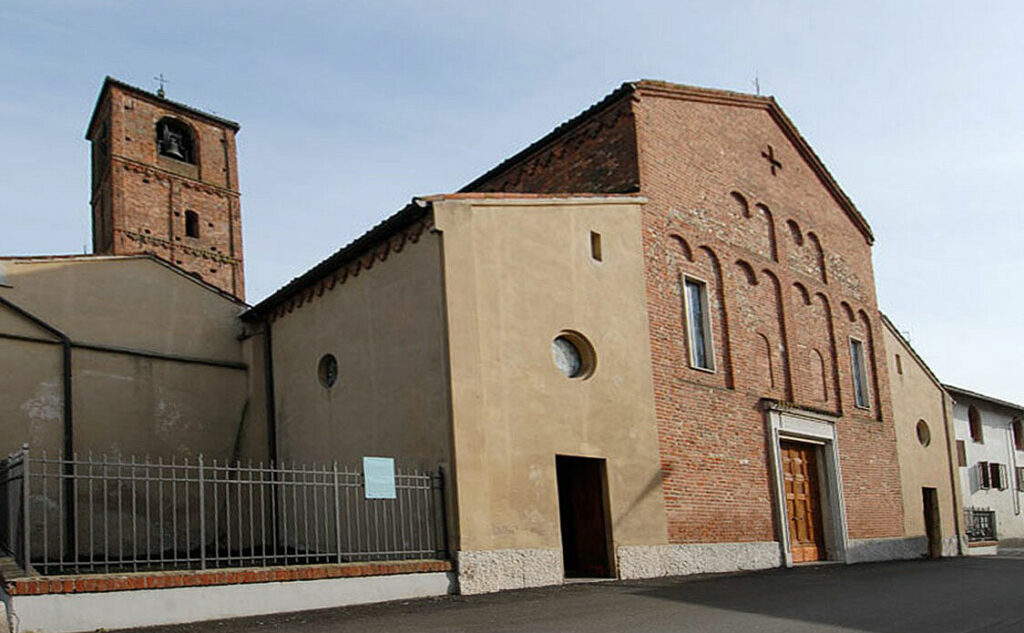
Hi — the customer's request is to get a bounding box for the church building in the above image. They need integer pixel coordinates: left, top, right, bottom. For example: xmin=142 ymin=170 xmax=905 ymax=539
xmin=0 ymin=77 xmax=965 ymax=630
xmin=459 ymin=81 xmax=918 ymax=573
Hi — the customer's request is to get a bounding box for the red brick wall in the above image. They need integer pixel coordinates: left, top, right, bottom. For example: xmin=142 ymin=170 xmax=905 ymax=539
xmin=89 ymin=86 xmax=245 ymax=299
xmin=636 ymin=90 xmax=901 ymax=543
xmin=467 ymin=84 xmax=905 ymax=545
xmin=468 ymin=96 xmax=640 ymax=194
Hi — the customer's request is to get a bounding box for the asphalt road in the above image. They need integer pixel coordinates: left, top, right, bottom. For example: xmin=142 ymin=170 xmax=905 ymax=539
xmin=132 ymin=556 xmax=1024 ymax=633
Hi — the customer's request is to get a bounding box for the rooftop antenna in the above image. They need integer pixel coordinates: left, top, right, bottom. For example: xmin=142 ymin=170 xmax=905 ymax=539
xmin=154 ymin=73 xmax=169 ymax=98
xmin=753 ymin=73 xmax=761 ymax=96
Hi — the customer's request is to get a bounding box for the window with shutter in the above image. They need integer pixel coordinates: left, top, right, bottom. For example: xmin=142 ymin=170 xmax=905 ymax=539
xmin=997 ymin=464 xmax=1009 ymax=490
xmin=956 ymin=440 xmax=967 ymax=467
xmin=1016 ymin=467 xmax=1024 ymax=490
xmin=979 ymin=461 xmax=991 ymax=489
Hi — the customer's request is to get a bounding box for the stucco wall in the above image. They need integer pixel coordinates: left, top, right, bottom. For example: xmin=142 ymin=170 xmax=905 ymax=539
xmin=0 ymin=256 xmax=251 ymax=460
xmin=952 ymin=396 xmax=1024 ymax=541
xmin=434 ymin=197 xmax=668 ymax=559
xmin=268 ymin=231 xmax=451 ymax=470
xmin=881 ymin=323 xmax=960 ymax=547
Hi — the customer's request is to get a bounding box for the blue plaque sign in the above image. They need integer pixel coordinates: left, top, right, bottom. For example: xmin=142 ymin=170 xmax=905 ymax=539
xmin=363 ymin=456 xmax=396 ymax=499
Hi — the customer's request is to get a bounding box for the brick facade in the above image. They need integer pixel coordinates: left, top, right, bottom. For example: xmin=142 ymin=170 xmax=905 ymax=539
xmin=86 ymin=78 xmax=245 ymax=299
xmin=464 ymin=81 xmax=904 ymax=547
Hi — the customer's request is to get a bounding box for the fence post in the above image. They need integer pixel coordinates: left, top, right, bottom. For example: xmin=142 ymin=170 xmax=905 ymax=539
xmin=333 ymin=461 xmax=342 ymax=564
xmin=21 ymin=444 xmax=30 ymax=571
xmin=437 ymin=465 xmax=450 ymax=560
xmin=198 ymin=454 xmax=206 ymax=570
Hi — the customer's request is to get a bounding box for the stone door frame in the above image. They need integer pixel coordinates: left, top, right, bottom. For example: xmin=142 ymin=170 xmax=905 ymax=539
xmin=765 ymin=402 xmax=850 ymax=566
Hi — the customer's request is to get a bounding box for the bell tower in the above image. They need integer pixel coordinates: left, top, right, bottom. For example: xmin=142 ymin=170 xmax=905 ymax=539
xmin=85 ymin=77 xmax=245 ymax=299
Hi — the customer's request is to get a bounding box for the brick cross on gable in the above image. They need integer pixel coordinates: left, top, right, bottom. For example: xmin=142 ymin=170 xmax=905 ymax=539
xmin=761 ymin=145 xmax=782 ymax=176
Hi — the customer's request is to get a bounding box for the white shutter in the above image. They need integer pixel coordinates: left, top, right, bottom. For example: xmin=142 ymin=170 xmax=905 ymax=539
xmin=999 ymin=464 xmax=1009 ymax=490
xmin=978 ymin=462 xmax=991 ymax=489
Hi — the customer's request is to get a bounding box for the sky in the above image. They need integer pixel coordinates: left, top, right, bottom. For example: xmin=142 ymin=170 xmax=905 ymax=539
xmin=1 ymin=1 xmax=1022 ymax=404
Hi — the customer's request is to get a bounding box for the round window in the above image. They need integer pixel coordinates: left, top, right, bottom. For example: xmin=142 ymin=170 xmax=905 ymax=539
xmin=916 ymin=420 xmax=931 ymax=447
xmin=550 ymin=331 xmax=595 ymax=379
xmin=318 ymin=354 xmax=338 ymax=388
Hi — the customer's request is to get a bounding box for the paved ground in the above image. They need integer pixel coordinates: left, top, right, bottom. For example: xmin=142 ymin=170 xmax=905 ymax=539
xmin=132 ymin=556 xmax=1024 ymax=633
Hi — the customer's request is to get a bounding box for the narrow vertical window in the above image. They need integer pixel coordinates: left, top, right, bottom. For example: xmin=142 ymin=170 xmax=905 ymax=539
xmin=185 ymin=210 xmax=200 ymax=238
xmin=895 ymin=354 xmax=903 ymax=375
xmin=850 ymin=338 xmax=869 ymax=408
xmin=590 ymin=231 xmax=602 ymax=262
xmin=684 ymin=277 xmax=714 ymax=371
xmin=1013 ymin=419 xmax=1023 ymax=451
xmin=978 ymin=461 xmax=991 ymax=489
xmin=956 ymin=440 xmax=967 ymax=467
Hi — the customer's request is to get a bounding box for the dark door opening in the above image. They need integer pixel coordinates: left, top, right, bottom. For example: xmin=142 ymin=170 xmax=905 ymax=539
xmin=922 ymin=487 xmax=942 ymax=558
xmin=556 ymin=455 xmax=614 ymax=578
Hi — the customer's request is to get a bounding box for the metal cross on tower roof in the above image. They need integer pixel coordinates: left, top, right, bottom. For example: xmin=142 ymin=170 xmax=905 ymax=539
xmin=154 ymin=74 xmax=169 ymax=98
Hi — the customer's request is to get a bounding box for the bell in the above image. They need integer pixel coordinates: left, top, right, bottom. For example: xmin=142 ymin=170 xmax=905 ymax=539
xmin=163 ymin=135 xmax=185 ymax=160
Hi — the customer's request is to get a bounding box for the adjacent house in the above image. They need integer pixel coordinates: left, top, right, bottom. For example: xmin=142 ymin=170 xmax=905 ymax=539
xmin=946 ymin=384 xmax=1024 ymax=551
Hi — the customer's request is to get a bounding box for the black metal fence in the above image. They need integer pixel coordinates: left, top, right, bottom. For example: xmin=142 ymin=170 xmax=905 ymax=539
xmin=965 ymin=507 xmax=997 ymax=542
xmin=0 ymin=446 xmax=448 ymax=576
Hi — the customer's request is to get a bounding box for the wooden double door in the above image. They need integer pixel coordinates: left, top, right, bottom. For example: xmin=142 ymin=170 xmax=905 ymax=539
xmin=780 ymin=440 xmax=826 ymax=563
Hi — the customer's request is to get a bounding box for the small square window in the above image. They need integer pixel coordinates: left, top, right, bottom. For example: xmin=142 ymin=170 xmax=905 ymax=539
xmin=850 ymin=338 xmax=870 ymax=409
xmin=684 ymin=277 xmax=715 ymax=372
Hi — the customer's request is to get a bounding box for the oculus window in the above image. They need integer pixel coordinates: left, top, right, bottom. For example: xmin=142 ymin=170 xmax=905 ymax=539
xmin=684 ymin=277 xmax=714 ymax=371
xmin=318 ymin=354 xmax=338 ymax=388
xmin=850 ymin=338 xmax=869 ymax=408
xmin=916 ymin=420 xmax=931 ymax=447
xmin=551 ymin=331 xmax=596 ymax=380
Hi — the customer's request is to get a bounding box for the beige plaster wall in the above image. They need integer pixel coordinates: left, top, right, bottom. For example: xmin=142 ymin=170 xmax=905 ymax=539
xmin=434 ymin=197 xmax=669 ymax=553
xmin=882 ymin=323 xmax=960 ymax=543
xmin=71 ymin=349 xmax=248 ymax=459
xmin=0 ymin=257 xmax=244 ymax=360
xmin=0 ymin=336 xmax=63 ymax=455
xmin=269 ymin=232 xmax=451 ymax=469
xmin=0 ymin=257 xmax=252 ymax=460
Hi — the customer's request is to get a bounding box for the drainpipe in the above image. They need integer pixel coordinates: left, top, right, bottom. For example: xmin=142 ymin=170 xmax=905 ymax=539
xmin=1008 ymin=426 xmax=1020 ymax=516
xmin=940 ymin=395 xmax=964 ymax=556
xmin=0 ymin=294 xmax=76 ymax=561
xmin=262 ymin=320 xmax=278 ymax=465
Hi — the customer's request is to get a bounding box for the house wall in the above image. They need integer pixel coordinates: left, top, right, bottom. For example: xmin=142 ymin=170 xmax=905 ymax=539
xmin=882 ymin=323 xmax=961 ymax=555
xmin=268 ymin=228 xmax=451 ymax=470
xmin=952 ymin=396 xmax=1024 ymax=543
xmin=434 ymin=197 xmax=669 ymax=594
xmin=0 ymin=257 xmax=252 ymax=461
